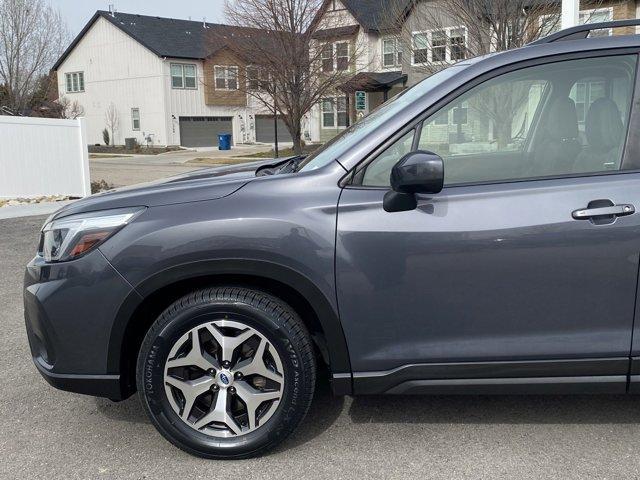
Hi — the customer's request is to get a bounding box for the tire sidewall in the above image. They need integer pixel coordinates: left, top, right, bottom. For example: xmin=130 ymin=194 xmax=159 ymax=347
xmin=137 ymin=298 xmax=311 ymax=458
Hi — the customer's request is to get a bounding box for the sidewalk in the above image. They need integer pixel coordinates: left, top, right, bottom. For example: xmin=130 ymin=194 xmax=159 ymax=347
xmin=0 ymin=200 xmax=73 ymax=220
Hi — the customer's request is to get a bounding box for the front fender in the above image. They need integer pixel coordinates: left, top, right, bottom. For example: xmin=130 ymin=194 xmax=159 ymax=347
xmin=107 ymin=259 xmax=352 ymax=394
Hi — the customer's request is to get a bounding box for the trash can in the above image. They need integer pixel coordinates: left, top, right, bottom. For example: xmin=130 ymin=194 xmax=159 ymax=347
xmin=218 ymin=133 xmax=232 ymax=151
xmin=125 ymin=137 xmax=137 ymax=150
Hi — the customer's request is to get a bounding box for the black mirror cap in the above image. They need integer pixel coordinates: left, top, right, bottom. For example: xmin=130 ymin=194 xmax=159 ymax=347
xmin=390 ymin=150 xmax=444 ymax=195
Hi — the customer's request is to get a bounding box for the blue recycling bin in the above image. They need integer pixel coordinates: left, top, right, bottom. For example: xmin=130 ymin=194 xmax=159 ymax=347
xmin=218 ymin=133 xmax=232 ymax=151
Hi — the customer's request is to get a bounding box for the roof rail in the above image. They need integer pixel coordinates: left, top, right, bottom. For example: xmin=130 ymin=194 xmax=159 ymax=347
xmin=528 ymin=19 xmax=640 ymax=46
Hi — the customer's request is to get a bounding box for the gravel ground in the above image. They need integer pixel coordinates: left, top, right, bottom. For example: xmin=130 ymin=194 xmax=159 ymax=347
xmin=2 ymin=215 xmax=640 ymax=479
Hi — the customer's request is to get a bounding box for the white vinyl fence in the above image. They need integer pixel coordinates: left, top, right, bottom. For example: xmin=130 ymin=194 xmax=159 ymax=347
xmin=0 ymin=116 xmax=90 ymax=199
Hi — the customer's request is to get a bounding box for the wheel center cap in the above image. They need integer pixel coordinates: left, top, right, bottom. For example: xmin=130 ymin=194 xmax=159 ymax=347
xmin=216 ymin=370 xmax=234 ymax=388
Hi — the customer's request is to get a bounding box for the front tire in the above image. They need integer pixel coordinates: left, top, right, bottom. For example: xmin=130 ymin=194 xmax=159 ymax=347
xmin=136 ymin=287 xmax=316 ymax=459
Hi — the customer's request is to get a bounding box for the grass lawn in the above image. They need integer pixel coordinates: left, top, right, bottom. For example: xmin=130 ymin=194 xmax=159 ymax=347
xmin=187 ymin=157 xmax=260 ymax=165
xmin=240 ymin=145 xmax=320 ymax=158
xmin=88 ymin=145 xmax=184 ymax=155
xmin=89 ymin=154 xmax=125 ymax=159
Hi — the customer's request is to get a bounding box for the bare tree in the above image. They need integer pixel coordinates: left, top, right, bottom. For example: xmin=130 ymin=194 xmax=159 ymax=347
xmin=219 ymin=0 xmax=370 ymax=154
xmin=56 ymin=96 xmax=85 ymax=119
xmin=105 ymin=103 xmax=120 ymax=147
xmin=0 ymin=0 xmax=69 ymax=113
xmin=385 ymin=0 xmax=613 ymax=76
xmin=383 ymin=0 xmax=609 ymax=148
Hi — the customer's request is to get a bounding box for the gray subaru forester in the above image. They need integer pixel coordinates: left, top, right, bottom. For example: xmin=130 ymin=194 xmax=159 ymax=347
xmin=24 ymin=20 xmax=640 ymax=458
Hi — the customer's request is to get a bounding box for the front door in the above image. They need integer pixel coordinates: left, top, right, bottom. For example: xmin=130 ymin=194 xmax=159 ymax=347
xmin=336 ymin=53 xmax=640 ymax=393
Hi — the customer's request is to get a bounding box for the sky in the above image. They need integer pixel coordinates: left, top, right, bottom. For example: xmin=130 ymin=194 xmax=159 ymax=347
xmin=46 ymin=0 xmax=227 ymax=36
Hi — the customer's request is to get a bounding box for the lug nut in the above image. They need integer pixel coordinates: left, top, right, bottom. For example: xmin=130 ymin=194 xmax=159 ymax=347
xmin=229 ymin=386 xmax=236 ymax=394
xmin=208 ymin=369 xmax=215 ymax=375
xmin=211 ymin=385 xmax=219 ymax=391
xmin=235 ymin=372 xmax=243 ymax=380
xmin=222 ymin=361 xmax=231 ymax=368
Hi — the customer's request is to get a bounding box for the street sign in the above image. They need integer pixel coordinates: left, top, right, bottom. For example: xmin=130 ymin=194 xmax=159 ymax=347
xmin=355 ymin=91 xmax=366 ymax=111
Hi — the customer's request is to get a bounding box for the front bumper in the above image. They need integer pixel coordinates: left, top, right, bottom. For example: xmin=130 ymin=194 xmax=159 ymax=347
xmin=24 ymin=249 xmax=135 ymax=400
xmin=32 ymin=359 xmax=122 ymax=399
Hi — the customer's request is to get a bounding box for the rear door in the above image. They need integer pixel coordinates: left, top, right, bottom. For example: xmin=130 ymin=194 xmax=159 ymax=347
xmin=337 ymin=53 xmax=640 ymax=394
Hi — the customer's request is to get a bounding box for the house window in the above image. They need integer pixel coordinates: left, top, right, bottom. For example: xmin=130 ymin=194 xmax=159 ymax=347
xmin=412 ymin=28 xmax=467 ymax=65
xmin=382 ymin=37 xmax=402 ymax=67
xmin=337 ymin=97 xmax=348 ymax=126
xmin=321 ymin=96 xmax=348 ymax=128
xmin=580 ymin=8 xmax=613 ymax=37
xmin=322 ymin=44 xmax=334 ymax=73
xmin=321 ymin=42 xmax=350 ymax=73
xmin=247 ymin=66 xmax=268 ymax=91
xmin=413 ymin=33 xmax=429 ymax=64
xmin=65 ymin=72 xmax=84 ymax=93
xmin=131 ymin=108 xmax=140 ymax=131
xmin=171 ymin=63 xmax=197 ymax=89
xmin=450 ymin=29 xmax=466 ymax=60
xmin=336 ymin=42 xmax=349 ymax=71
xmin=322 ymin=98 xmax=335 ymax=127
xmin=214 ymin=66 xmax=239 ymax=90
xmin=540 ymin=8 xmax=613 ymax=37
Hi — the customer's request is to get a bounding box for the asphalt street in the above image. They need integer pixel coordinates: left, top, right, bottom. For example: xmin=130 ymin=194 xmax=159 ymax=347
xmin=2 ymin=215 xmax=640 ymax=479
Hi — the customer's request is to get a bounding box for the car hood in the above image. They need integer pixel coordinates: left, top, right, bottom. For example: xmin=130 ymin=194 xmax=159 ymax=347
xmin=53 ymin=159 xmax=274 ymax=219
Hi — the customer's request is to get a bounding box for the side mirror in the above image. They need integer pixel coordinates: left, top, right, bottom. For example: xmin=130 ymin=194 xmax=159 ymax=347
xmin=384 ymin=151 xmax=444 ymax=213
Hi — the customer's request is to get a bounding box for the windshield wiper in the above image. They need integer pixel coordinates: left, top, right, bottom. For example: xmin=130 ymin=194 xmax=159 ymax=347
xmin=277 ymin=155 xmax=306 ymax=174
xmin=255 ymin=155 xmax=307 ymax=177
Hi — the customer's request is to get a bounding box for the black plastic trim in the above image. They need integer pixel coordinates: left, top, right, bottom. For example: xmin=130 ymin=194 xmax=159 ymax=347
xmin=385 ymin=376 xmax=627 ymax=395
xmin=353 ymin=358 xmax=629 ymax=394
xmin=331 ymin=373 xmax=353 ymax=396
xmin=33 ymin=358 xmax=123 ymax=400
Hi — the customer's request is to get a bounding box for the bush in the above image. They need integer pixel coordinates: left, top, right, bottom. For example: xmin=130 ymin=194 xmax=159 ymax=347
xmin=102 ymin=128 xmax=110 ymax=146
xmin=91 ymin=179 xmax=114 ymax=194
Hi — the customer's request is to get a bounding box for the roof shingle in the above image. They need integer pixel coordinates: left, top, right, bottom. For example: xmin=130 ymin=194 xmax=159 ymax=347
xmin=53 ymin=11 xmax=258 ymax=70
xmin=340 ymin=0 xmax=412 ymax=32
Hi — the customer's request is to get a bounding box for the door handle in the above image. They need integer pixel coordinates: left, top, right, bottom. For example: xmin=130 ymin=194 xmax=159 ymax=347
xmin=572 ymin=204 xmax=635 ymax=220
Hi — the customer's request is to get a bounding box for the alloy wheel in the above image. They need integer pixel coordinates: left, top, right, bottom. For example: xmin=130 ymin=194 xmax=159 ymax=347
xmin=163 ymin=319 xmax=285 ymax=438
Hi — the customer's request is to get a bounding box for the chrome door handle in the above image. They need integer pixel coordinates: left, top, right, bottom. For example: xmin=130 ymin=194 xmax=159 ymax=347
xmin=572 ymin=204 xmax=635 ymax=220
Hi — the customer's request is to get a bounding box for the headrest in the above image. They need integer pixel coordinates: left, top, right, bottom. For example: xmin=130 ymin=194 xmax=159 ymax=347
xmin=585 ymin=97 xmax=624 ymax=150
xmin=545 ymin=97 xmax=579 ymax=142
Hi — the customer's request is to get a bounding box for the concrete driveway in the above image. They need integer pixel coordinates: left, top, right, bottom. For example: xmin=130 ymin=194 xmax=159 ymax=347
xmin=2 ymin=215 xmax=640 ymax=479
xmin=90 ymin=144 xmax=271 ymax=187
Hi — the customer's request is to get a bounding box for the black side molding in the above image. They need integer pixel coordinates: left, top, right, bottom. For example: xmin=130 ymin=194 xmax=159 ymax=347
xmin=353 ymin=358 xmax=629 ymax=395
xmin=385 ymin=376 xmax=627 ymax=395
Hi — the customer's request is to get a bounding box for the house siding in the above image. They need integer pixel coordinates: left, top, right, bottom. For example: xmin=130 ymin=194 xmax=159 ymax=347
xmin=56 ymin=16 xmax=168 ymax=146
xmin=203 ymin=50 xmax=247 ymax=107
xmin=56 ymin=15 xmax=280 ymax=148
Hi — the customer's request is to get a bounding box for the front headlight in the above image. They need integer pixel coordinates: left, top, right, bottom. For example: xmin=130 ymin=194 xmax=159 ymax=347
xmin=38 ymin=207 xmax=146 ymax=262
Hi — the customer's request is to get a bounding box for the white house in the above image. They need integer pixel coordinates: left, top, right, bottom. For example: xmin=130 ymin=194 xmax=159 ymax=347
xmin=53 ymin=11 xmax=291 ymax=148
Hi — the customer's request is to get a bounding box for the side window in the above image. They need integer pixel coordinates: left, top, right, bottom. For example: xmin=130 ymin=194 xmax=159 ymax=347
xmin=361 ymin=55 xmax=636 ymax=187
xmin=362 ymin=130 xmax=414 ymax=186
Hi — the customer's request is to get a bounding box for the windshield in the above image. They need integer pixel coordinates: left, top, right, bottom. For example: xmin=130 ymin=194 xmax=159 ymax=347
xmin=299 ymin=65 xmax=464 ymax=172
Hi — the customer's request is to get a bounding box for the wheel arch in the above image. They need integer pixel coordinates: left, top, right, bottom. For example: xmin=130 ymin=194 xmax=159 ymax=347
xmin=108 ymin=259 xmax=352 ymax=398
